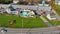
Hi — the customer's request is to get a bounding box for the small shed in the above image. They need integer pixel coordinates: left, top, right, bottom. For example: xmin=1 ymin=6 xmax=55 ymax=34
xmin=47 ymin=13 xmax=56 ymax=20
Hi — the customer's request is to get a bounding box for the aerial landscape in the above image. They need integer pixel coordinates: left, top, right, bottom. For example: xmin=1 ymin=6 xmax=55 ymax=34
xmin=0 ymin=0 xmax=60 ymax=34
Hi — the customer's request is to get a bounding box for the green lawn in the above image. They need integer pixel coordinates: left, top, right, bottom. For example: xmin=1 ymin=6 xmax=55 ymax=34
xmin=55 ymin=5 xmax=60 ymax=16
xmin=0 ymin=14 xmax=47 ymax=28
xmin=43 ymin=16 xmax=60 ymax=26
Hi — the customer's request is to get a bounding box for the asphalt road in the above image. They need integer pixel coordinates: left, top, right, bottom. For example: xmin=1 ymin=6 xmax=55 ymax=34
xmin=0 ymin=27 xmax=60 ymax=34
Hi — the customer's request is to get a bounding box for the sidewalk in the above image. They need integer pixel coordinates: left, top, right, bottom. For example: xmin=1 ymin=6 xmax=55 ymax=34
xmin=40 ymin=16 xmax=52 ymax=27
xmin=52 ymin=10 xmax=60 ymax=21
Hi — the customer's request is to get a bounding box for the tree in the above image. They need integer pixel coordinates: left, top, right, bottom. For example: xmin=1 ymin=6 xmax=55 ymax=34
xmin=0 ymin=0 xmax=13 ymax=4
xmin=0 ymin=0 xmax=5 ymax=3
xmin=4 ymin=0 xmax=13 ymax=4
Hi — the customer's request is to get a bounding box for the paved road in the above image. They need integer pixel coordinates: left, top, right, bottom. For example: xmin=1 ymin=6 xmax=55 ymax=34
xmin=0 ymin=27 xmax=60 ymax=34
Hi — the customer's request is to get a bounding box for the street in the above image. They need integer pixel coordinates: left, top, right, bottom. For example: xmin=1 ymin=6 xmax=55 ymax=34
xmin=0 ymin=27 xmax=60 ymax=34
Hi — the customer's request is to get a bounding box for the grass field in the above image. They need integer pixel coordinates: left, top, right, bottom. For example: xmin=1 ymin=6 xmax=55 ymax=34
xmin=55 ymin=5 xmax=60 ymax=16
xmin=0 ymin=14 xmax=47 ymax=28
xmin=43 ymin=16 xmax=60 ymax=26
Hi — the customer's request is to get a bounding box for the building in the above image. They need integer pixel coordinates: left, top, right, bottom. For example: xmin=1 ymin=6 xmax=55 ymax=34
xmin=47 ymin=12 xmax=56 ymax=20
xmin=39 ymin=0 xmax=49 ymax=6
xmin=13 ymin=0 xmax=19 ymax=3
xmin=55 ymin=0 xmax=60 ymax=5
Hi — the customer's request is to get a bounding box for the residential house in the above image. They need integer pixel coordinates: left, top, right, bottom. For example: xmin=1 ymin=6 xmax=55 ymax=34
xmin=13 ymin=0 xmax=19 ymax=3
xmin=6 ymin=8 xmax=19 ymax=15
xmin=39 ymin=0 xmax=49 ymax=6
xmin=47 ymin=11 xmax=56 ymax=20
xmin=55 ymin=0 xmax=60 ymax=5
xmin=6 ymin=5 xmax=19 ymax=14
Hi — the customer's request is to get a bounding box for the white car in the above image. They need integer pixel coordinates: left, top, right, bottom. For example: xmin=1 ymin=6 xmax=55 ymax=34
xmin=1 ymin=28 xmax=7 ymax=33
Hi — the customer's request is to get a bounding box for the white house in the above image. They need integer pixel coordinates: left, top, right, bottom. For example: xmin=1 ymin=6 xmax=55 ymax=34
xmin=6 ymin=8 xmax=19 ymax=15
xmin=39 ymin=0 xmax=49 ymax=6
xmin=13 ymin=0 xmax=19 ymax=4
xmin=27 ymin=11 xmax=35 ymax=17
xmin=6 ymin=8 xmax=11 ymax=14
xmin=0 ymin=8 xmax=4 ymax=14
xmin=55 ymin=0 xmax=60 ymax=5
